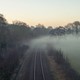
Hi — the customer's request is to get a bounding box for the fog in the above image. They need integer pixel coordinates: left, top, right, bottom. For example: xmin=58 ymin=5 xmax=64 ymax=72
xmin=29 ymin=34 xmax=80 ymax=73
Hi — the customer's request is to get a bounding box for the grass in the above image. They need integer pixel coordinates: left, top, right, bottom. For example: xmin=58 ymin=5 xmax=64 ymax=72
xmin=47 ymin=47 xmax=80 ymax=80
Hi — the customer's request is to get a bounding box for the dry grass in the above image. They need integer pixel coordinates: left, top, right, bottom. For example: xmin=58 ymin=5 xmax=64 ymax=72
xmin=48 ymin=56 xmax=70 ymax=80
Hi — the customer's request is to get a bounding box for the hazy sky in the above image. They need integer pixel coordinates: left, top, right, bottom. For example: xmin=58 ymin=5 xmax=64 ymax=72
xmin=0 ymin=0 xmax=80 ymax=27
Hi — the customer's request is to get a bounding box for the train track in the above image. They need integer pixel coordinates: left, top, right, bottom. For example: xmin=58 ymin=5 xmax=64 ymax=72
xmin=33 ymin=51 xmax=37 ymax=80
xmin=33 ymin=51 xmax=46 ymax=80
xmin=14 ymin=49 xmax=53 ymax=80
xmin=40 ymin=52 xmax=46 ymax=80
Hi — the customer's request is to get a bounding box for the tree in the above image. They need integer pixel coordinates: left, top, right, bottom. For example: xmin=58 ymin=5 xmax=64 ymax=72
xmin=32 ymin=24 xmax=48 ymax=36
xmin=0 ymin=14 xmax=7 ymax=25
xmin=73 ymin=21 xmax=80 ymax=34
xmin=36 ymin=24 xmax=45 ymax=28
xmin=0 ymin=14 xmax=9 ymax=52
xmin=12 ymin=20 xmax=29 ymax=27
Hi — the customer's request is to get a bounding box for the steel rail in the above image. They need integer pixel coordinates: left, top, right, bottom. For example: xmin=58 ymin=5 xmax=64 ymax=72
xmin=40 ymin=52 xmax=46 ymax=80
xmin=33 ymin=51 xmax=37 ymax=80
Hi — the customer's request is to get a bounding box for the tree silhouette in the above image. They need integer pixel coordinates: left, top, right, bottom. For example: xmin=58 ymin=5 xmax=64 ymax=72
xmin=73 ymin=21 xmax=80 ymax=34
xmin=0 ymin=14 xmax=7 ymax=25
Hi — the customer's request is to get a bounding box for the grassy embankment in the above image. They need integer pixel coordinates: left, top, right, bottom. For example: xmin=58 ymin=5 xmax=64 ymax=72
xmin=47 ymin=48 xmax=80 ymax=80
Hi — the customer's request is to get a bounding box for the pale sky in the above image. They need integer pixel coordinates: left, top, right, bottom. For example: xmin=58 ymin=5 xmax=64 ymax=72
xmin=0 ymin=0 xmax=80 ymax=27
